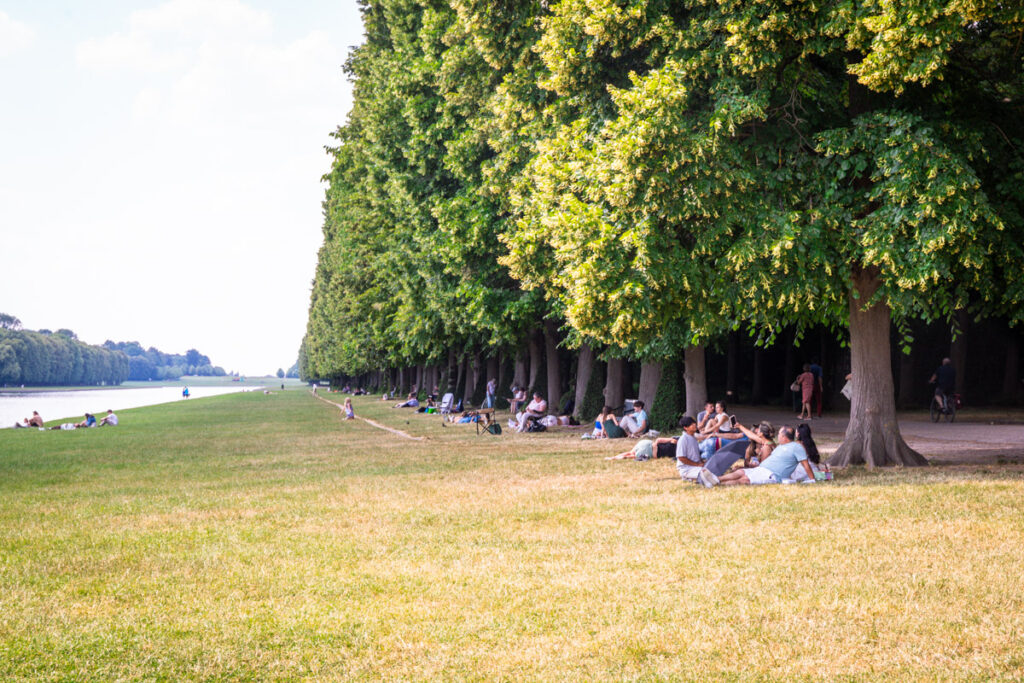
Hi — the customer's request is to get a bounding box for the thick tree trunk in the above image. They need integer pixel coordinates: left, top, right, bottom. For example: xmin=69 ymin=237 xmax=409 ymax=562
xmin=463 ymin=353 xmax=480 ymax=405
xmin=544 ymin=319 xmax=562 ymax=410
xmin=830 ymin=268 xmax=927 ymax=468
xmin=950 ymin=309 xmax=969 ymax=395
xmin=444 ymin=349 xmax=456 ymax=393
xmin=604 ymin=357 xmax=625 ymax=410
xmin=415 ymin=365 xmax=424 ymax=395
xmin=528 ymin=333 xmax=543 ymax=392
xmin=513 ymin=350 xmax=528 ymax=390
xmin=574 ymin=344 xmax=595 ymax=418
xmin=683 ymin=345 xmax=707 ymax=419
xmin=453 ymin=356 xmax=465 ymax=399
xmin=637 ymin=361 xmax=663 ymax=414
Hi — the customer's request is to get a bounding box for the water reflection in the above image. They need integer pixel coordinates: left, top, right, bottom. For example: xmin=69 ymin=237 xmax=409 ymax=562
xmin=1 ymin=386 xmax=253 ymax=428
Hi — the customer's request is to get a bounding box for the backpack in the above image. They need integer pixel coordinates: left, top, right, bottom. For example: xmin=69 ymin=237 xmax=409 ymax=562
xmin=527 ymin=420 xmax=547 ymax=433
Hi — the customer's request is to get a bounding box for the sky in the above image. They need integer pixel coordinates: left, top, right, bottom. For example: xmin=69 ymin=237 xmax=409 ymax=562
xmin=0 ymin=0 xmax=364 ymax=375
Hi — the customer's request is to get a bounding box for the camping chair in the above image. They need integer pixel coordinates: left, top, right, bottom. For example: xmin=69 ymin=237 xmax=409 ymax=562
xmin=438 ymin=392 xmax=455 ymax=416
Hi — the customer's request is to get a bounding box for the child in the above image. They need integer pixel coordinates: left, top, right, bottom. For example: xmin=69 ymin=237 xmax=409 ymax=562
xmin=344 ymin=397 xmax=355 ymax=420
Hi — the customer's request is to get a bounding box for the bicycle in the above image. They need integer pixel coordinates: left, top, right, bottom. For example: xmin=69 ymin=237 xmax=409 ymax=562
xmin=929 ymin=390 xmax=958 ymax=423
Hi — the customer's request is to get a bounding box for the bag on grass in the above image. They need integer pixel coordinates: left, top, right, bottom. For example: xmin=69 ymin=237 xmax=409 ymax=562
xmin=527 ymin=420 xmax=546 ymax=433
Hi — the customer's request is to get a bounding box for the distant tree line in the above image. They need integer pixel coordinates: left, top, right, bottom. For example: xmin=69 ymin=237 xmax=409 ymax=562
xmin=0 ymin=313 xmax=225 ymax=386
xmin=0 ymin=315 xmax=128 ymax=386
xmin=102 ymin=341 xmax=226 ymax=381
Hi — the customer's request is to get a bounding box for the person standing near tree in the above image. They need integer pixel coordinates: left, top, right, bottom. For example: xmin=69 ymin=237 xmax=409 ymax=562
xmin=485 ymin=377 xmax=497 ymax=409
xmin=795 ymin=365 xmax=815 ymax=421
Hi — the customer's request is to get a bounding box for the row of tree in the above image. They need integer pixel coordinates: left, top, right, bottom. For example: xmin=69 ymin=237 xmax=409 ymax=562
xmin=0 ymin=327 xmax=130 ymax=387
xmin=101 ymin=341 xmax=227 ymax=381
xmin=302 ymin=0 xmax=1024 ymax=467
xmin=0 ymin=313 xmax=225 ymax=385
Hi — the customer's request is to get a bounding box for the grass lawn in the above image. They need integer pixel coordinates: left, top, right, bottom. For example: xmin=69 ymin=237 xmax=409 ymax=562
xmin=2 ymin=391 xmax=1022 ymax=681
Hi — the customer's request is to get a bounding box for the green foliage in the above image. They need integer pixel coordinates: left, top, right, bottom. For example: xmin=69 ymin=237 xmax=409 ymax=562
xmin=649 ymin=359 xmax=684 ymax=431
xmin=0 ymin=328 xmax=129 ymax=386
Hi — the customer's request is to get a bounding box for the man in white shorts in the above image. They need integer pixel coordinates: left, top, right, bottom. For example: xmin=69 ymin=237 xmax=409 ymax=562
xmin=711 ymin=425 xmax=814 ymax=486
xmin=675 ymin=416 xmax=704 ymax=481
xmin=98 ymin=409 xmax=118 ymax=426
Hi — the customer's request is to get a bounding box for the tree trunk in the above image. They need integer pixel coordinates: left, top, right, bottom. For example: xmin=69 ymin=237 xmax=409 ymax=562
xmin=444 ymin=349 xmax=457 ymax=393
xmin=574 ymin=344 xmax=595 ymax=418
xmin=683 ymin=345 xmax=707 ymax=419
xmin=513 ymin=350 xmax=528 ymax=390
xmin=830 ymin=268 xmax=927 ymax=468
xmin=950 ymin=309 xmax=969 ymax=395
xmin=604 ymin=357 xmax=625 ymax=410
xmin=463 ymin=354 xmax=479 ymax=405
xmin=453 ymin=356 xmax=465 ymax=399
xmin=725 ymin=331 xmax=739 ymax=404
xmin=528 ymin=333 xmax=543 ymax=392
xmin=637 ymin=361 xmax=663 ymax=414
xmin=544 ymin=319 xmax=562 ymax=410
xmin=415 ymin=364 xmax=424 ymax=395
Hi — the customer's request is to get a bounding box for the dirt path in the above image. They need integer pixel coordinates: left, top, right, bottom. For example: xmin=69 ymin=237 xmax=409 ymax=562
xmin=313 ymin=392 xmax=426 ymax=441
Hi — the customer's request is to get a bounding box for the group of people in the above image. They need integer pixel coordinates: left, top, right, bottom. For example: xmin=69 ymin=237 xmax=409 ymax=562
xmin=13 ymin=409 xmax=118 ymax=430
xmin=607 ymin=399 xmax=826 ymax=487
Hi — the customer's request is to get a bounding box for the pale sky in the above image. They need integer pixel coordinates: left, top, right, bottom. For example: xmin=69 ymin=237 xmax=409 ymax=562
xmin=0 ymin=0 xmax=363 ymax=375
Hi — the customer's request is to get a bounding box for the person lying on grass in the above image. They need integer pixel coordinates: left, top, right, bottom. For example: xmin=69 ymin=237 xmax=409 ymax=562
xmin=606 ymin=438 xmax=657 ymax=461
xmin=393 ymin=393 xmax=419 ymax=409
xmin=700 ymin=425 xmax=814 ymax=487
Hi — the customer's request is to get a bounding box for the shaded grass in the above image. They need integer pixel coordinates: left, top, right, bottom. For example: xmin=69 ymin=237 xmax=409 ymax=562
xmin=2 ymin=392 xmax=1023 ymax=681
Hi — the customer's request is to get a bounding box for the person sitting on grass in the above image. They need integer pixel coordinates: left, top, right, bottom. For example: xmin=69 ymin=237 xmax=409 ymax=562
xmin=98 ymin=409 xmax=118 ymax=426
xmin=786 ymin=423 xmax=824 ymax=483
xmin=617 ymin=400 xmax=649 ymax=437
xmin=76 ymin=413 xmax=97 ymax=428
xmin=393 ymin=392 xmax=419 ymax=409
xmin=585 ymin=406 xmax=616 ymax=439
xmin=14 ymin=411 xmax=45 ymax=428
xmin=700 ymin=425 xmax=814 ymax=487
xmin=344 ymin=397 xmax=355 ymax=420
xmin=696 ymin=402 xmax=715 ymax=432
xmin=700 ymin=421 xmax=775 ymax=481
xmin=673 ymin=416 xmax=704 ymax=481
xmin=516 ymin=392 xmax=548 ymax=432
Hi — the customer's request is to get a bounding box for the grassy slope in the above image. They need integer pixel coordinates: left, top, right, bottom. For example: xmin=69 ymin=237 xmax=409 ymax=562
xmin=1 ymin=391 xmax=1022 ymax=681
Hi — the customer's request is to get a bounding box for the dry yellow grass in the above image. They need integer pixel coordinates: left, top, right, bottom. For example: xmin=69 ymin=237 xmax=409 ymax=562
xmin=1 ymin=390 xmax=1022 ymax=680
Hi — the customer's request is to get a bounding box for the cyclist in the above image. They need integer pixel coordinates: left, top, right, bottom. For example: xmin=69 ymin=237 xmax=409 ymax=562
xmin=929 ymin=358 xmax=956 ymax=413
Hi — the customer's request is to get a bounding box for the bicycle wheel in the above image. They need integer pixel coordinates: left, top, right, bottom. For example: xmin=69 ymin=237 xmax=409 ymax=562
xmin=930 ymin=399 xmax=940 ymax=423
xmin=945 ymin=399 xmax=956 ymax=423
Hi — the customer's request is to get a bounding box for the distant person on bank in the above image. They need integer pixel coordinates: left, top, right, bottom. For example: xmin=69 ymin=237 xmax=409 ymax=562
xmin=98 ymin=409 xmax=118 ymax=426
xmin=14 ymin=411 xmax=44 ymax=428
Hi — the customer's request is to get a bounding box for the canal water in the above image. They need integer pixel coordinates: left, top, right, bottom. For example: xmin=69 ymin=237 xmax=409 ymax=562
xmin=1 ymin=386 xmax=253 ymax=428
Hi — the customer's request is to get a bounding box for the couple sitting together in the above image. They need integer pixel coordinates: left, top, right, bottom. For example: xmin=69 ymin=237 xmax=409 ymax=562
xmin=589 ymin=400 xmax=649 ymax=439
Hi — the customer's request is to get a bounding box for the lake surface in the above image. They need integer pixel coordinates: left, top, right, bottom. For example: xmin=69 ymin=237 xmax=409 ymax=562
xmin=1 ymin=386 xmax=255 ymax=428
